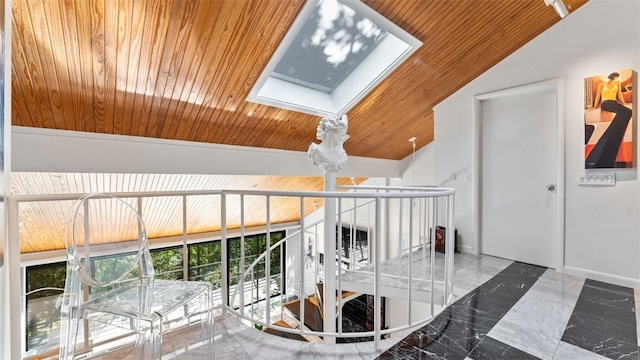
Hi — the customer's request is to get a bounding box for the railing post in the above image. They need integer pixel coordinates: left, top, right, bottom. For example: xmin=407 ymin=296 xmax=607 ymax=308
xmin=446 ymin=194 xmax=455 ymax=302
xmin=299 ymin=197 xmax=305 ymax=333
xmin=7 ymin=197 xmax=22 ymax=359
xmin=240 ymin=195 xmax=245 ymax=315
xmin=408 ymin=196 xmax=414 ymax=326
xmin=374 ymin=197 xmax=382 ymax=350
xmin=265 ymin=195 xmax=271 ymax=326
xmin=323 ymin=172 xmax=337 ymax=344
xmin=221 ymin=193 xmax=228 ymax=316
xmin=431 ymin=198 xmax=437 ymax=313
xmin=398 ymin=196 xmax=403 ymax=258
xmin=182 ymin=196 xmax=188 ymax=281
xmin=351 ymin=195 xmax=356 ymax=269
xmin=337 ymin=199 xmax=343 ymax=335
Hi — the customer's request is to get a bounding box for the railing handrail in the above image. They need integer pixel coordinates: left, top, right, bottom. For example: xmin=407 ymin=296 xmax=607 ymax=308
xmin=10 ymin=187 xmax=455 ymax=203
xmin=337 ymin=185 xmax=441 ymax=191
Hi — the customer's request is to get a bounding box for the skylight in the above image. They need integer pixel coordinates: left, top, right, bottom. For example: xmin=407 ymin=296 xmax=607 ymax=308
xmin=247 ymin=0 xmax=422 ymax=118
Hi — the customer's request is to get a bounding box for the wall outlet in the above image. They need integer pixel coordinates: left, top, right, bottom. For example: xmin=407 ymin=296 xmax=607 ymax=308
xmin=448 ymin=173 xmax=456 ymax=181
xmin=577 ymin=172 xmax=615 ymax=186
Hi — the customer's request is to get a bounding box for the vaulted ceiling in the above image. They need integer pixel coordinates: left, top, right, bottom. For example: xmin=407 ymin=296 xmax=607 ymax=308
xmin=10 ymin=0 xmax=590 ymax=254
xmin=11 ymin=0 xmax=589 ymax=161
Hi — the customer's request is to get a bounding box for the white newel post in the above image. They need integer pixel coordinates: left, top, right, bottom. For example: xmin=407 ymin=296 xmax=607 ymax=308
xmin=308 ymin=115 xmax=349 ymax=344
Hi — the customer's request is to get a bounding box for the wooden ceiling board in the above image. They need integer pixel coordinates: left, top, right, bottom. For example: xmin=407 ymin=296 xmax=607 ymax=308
xmin=12 ymin=173 xmax=366 ymax=253
xmin=12 ymin=0 xmax=590 ymax=161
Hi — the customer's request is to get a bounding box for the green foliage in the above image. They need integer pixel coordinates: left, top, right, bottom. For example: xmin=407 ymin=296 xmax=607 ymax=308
xmin=151 ymin=247 xmax=183 ymax=280
xmin=187 ymin=231 xmax=286 ymax=293
xmin=26 ymin=231 xmax=286 ymax=303
xmin=25 ymin=230 xmax=287 ymax=355
xmin=26 ymin=263 xmax=66 ymax=300
xmin=92 ymin=253 xmax=139 ymax=284
xmin=188 ymin=241 xmax=222 ymax=287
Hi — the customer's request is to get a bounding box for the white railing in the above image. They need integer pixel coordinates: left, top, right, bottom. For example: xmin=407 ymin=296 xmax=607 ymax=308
xmin=224 ymin=186 xmax=456 ymax=349
xmin=7 ymin=185 xmax=455 ymax=359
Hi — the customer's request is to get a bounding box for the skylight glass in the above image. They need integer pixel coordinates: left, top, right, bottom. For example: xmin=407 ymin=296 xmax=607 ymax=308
xmin=247 ymin=0 xmax=421 ymax=118
xmin=272 ymin=0 xmax=388 ymax=93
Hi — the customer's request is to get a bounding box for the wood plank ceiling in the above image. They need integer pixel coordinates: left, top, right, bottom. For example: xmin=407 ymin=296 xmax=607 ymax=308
xmin=10 ymin=0 xmax=589 ymax=254
xmin=11 ymin=0 xmax=589 ymax=160
xmin=12 ymin=173 xmax=366 ymax=253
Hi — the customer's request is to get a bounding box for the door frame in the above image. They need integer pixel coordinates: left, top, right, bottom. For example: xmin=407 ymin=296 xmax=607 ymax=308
xmin=472 ymin=77 xmax=565 ymax=271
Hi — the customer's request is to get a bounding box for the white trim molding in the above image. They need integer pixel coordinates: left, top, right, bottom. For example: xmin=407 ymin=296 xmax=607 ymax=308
xmin=564 ymin=266 xmax=640 ymax=289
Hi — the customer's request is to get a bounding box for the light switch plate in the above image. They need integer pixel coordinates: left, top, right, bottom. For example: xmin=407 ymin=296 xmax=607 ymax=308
xmin=577 ymin=172 xmax=615 ymax=186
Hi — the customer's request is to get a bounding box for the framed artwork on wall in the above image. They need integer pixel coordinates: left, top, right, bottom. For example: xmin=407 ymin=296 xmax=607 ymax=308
xmin=584 ymin=68 xmax=636 ymax=169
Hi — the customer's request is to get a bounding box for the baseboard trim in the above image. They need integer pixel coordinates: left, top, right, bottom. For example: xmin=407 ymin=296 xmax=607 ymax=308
xmin=459 ymin=244 xmax=474 ymax=254
xmin=563 ymin=266 xmax=640 ymax=289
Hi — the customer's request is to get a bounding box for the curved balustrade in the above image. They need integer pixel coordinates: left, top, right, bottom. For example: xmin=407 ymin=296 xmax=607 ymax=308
xmin=224 ymin=185 xmax=456 ymax=349
xmin=8 ymin=185 xmax=455 ymax=358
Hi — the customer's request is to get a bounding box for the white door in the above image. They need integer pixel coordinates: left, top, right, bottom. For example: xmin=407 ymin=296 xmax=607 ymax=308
xmin=480 ymin=90 xmax=557 ymax=268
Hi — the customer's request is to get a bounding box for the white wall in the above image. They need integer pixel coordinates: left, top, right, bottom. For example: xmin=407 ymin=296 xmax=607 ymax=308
xmin=432 ymin=0 xmax=640 ymax=285
xmin=12 ymin=126 xmax=402 ymax=178
xmin=387 ymin=143 xmax=446 ymax=259
xmin=399 ymin=142 xmax=436 ymax=187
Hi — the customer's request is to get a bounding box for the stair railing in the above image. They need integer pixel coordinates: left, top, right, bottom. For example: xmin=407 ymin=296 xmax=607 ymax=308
xmin=8 ymin=185 xmax=455 ymax=357
xmin=223 ymin=186 xmax=456 ymax=350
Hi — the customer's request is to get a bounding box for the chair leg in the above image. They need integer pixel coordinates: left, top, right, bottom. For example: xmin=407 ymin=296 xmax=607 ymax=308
xmin=131 ymin=319 xmax=163 ymax=359
xmin=203 ymin=286 xmax=215 ymax=358
xmin=150 ymin=318 xmax=164 ymax=360
xmin=59 ymin=273 xmax=82 ymax=360
xmin=58 ymin=309 xmax=80 ymax=360
xmin=205 ymin=303 xmax=215 ymax=357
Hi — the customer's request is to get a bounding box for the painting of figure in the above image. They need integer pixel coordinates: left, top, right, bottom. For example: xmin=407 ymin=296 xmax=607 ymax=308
xmin=584 ymin=69 xmax=635 ymax=169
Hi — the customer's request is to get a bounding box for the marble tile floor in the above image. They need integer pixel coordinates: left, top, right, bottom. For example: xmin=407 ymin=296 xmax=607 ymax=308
xmin=379 ymin=262 xmax=639 ymax=360
xmin=87 ymin=254 xmax=640 ymax=360
xmin=340 ymin=251 xmax=508 ymax=304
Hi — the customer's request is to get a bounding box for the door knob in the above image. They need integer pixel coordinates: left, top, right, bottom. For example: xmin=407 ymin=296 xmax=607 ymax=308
xmin=546 ymin=184 xmax=555 ymax=191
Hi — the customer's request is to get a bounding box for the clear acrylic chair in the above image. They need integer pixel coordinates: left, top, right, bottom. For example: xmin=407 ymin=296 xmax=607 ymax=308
xmin=58 ymin=193 xmax=214 ymax=359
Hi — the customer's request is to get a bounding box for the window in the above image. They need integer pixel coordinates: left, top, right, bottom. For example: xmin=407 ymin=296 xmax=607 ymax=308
xmin=187 ymin=231 xmax=286 ymax=306
xmin=229 ymin=231 xmax=285 ymax=291
xmin=150 ymin=246 xmax=183 ymax=280
xmin=188 ymin=241 xmax=222 ymax=288
xmin=25 ymin=262 xmax=66 ymax=353
xmin=24 ymin=230 xmax=286 ymax=355
xmin=247 ymin=0 xmax=421 ymax=117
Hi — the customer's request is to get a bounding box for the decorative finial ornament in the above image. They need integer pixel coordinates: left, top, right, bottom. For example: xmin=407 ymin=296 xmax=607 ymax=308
xmin=308 ymin=115 xmax=349 ymax=172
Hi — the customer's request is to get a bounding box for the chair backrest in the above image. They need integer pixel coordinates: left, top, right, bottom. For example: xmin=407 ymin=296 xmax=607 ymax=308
xmin=65 ymin=193 xmax=154 ymax=288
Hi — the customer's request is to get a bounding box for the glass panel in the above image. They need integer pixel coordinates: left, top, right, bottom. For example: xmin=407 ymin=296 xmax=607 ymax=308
xmin=227 ymin=231 xmax=285 ymax=305
xmin=92 ymin=253 xmax=139 ymax=284
xmin=150 ymin=247 xmax=183 ymax=280
xmin=26 ymin=262 xmax=67 ymax=353
xmin=188 ymin=241 xmax=222 ymax=289
xmin=272 ymin=0 xmax=387 ymax=93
